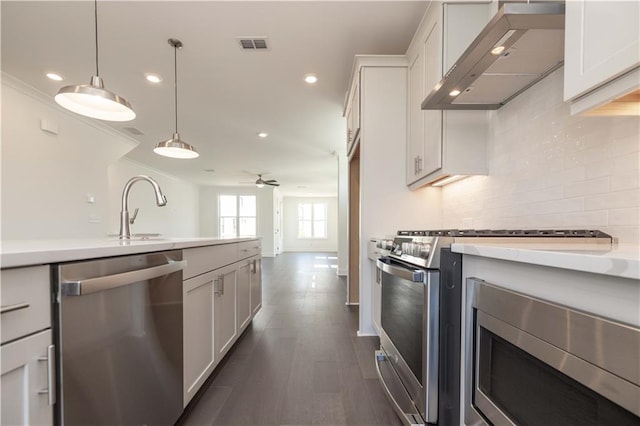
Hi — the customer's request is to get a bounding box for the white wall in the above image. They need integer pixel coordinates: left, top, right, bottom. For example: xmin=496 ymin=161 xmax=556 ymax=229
xmin=282 ymin=196 xmax=338 ymax=252
xmin=441 ymin=69 xmax=640 ymax=244
xmin=107 ymin=159 xmax=199 ymax=237
xmin=273 ymin=188 xmax=284 ymax=255
xmin=1 ymin=75 xmax=136 ymax=239
xmin=199 ymin=185 xmax=276 ymax=256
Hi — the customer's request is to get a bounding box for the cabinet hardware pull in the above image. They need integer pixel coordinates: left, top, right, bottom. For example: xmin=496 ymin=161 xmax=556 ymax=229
xmin=215 ymin=275 xmax=225 ymax=296
xmin=0 ymin=302 xmax=30 ymax=314
xmin=37 ymin=345 xmax=56 ymax=405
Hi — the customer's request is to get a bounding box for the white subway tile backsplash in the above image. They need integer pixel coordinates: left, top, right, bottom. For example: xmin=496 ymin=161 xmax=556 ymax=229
xmin=609 ymin=208 xmax=640 ymax=226
xmin=563 ymin=177 xmax=610 ymax=198
xmin=441 ymin=68 xmax=639 ymax=242
xmin=584 ymin=189 xmax=639 ymax=211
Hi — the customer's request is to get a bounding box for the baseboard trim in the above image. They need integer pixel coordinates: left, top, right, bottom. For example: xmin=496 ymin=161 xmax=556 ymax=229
xmin=345 ymin=302 xmax=359 ymax=306
xmin=337 ymin=268 xmax=348 ymax=276
xmin=357 ymin=330 xmax=378 ymax=337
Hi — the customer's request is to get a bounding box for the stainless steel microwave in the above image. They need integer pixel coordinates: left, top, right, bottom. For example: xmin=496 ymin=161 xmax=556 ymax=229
xmin=463 ymin=278 xmax=640 ymax=425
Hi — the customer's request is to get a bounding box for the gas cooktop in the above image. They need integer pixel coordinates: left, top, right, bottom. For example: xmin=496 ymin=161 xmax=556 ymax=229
xmin=397 ymin=229 xmax=612 ymax=238
xmin=380 ymin=229 xmax=613 ymax=269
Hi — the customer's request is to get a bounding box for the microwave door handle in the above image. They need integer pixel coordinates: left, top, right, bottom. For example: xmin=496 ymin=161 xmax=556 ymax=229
xmin=376 ymin=258 xmax=424 ymax=282
xmin=62 ymin=260 xmax=186 ymax=296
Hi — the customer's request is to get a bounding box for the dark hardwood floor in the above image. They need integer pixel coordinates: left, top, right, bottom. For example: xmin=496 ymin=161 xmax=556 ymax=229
xmin=179 ymin=252 xmax=402 ymax=426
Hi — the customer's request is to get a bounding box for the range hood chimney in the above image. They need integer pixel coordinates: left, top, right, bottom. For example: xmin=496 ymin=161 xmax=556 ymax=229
xmin=422 ymin=2 xmax=565 ymax=110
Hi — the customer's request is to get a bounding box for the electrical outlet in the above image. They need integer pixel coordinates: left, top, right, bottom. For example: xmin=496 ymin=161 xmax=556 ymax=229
xmin=462 ymin=217 xmax=473 ymax=228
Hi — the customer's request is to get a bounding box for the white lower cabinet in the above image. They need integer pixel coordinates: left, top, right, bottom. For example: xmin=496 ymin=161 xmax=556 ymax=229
xmin=214 ymin=264 xmax=238 ymax=359
xmin=183 ymin=270 xmax=216 ymax=405
xmin=237 ymin=259 xmax=252 ymax=334
xmin=1 ymin=329 xmax=53 ymax=426
xmin=182 ymin=240 xmax=262 ymax=407
xmin=250 ymin=256 xmax=262 ymax=315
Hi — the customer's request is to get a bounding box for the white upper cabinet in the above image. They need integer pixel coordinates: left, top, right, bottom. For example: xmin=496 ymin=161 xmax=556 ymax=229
xmin=564 ymin=0 xmax=640 ymax=115
xmin=406 ymin=1 xmax=493 ymax=188
xmin=345 ymin=72 xmax=361 ymax=158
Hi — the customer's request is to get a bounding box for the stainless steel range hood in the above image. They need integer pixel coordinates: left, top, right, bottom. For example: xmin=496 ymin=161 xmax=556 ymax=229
xmin=422 ymin=2 xmax=565 ymax=110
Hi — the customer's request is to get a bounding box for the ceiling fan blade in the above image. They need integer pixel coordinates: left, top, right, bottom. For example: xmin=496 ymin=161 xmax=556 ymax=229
xmin=264 ymin=179 xmax=278 ymax=183
xmin=266 ymin=182 xmax=280 ymax=186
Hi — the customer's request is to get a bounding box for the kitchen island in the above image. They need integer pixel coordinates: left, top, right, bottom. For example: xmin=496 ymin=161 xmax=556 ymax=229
xmin=0 ymin=236 xmax=258 ymax=268
xmin=0 ymin=237 xmax=262 ymax=425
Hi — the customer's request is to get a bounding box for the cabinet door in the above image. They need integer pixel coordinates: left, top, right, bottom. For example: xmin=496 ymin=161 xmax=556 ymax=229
xmin=214 ymin=264 xmax=237 ymax=359
xmin=422 ymin=16 xmax=443 ymax=177
xmin=564 ymin=0 xmax=640 ymax=101
xmin=183 ymin=270 xmax=216 ymax=406
xmin=250 ymin=257 xmax=262 ymax=315
xmin=237 ymin=260 xmax=251 ymax=333
xmin=346 ymin=74 xmax=361 ymax=156
xmin=1 ymin=330 xmax=53 ymax=426
xmin=407 ymin=51 xmax=425 ymax=185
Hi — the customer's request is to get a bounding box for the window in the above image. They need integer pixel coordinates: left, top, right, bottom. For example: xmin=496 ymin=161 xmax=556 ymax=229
xmin=298 ymin=202 xmax=327 ymax=238
xmin=219 ymin=195 xmax=257 ymax=238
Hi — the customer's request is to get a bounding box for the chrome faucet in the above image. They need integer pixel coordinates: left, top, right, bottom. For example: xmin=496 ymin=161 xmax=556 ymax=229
xmin=119 ymin=175 xmax=167 ymax=239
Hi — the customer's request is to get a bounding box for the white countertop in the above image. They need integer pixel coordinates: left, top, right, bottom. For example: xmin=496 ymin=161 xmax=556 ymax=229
xmin=451 ymin=242 xmax=640 ymax=280
xmin=1 ymin=237 xmax=259 ymax=268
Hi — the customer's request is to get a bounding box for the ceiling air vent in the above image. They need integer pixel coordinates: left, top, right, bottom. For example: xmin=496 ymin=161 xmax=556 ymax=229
xmin=237 ymin=37 xmax=269 ymax=50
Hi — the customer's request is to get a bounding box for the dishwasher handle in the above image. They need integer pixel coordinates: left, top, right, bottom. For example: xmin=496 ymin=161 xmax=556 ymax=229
xmin=62 ymin=260 xmax=186 ymax=296
xmin=376 ymin=257 xmax=425 ymax=283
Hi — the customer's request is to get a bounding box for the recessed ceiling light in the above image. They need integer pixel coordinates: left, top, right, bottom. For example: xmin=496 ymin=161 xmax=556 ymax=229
xmin=257 ymin=132 xmax=268 ymax=138
xmin=449 ymin=89 xmax=461 ymax=97
xmin=491 ymin=45 xmax=505 ymax=56
xmin=204 ymin=169 xmax=215 ymax=173
xmin=304 ymin=74 xmax=318 ymax=84
xmin=145 ymin=73 xmax=162 ymax=84
xmin=46 ymin=72 xmax=63 ymax=81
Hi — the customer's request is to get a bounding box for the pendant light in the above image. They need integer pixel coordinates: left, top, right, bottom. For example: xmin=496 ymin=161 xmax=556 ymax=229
xmin=55 ymin=0 xmax=135 ymax=122
xmin=154 ymin=39 xmax=199 ymax=159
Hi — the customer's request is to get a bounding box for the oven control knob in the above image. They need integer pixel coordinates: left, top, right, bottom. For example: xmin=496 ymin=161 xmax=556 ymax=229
xmin=376 ymin=239 xmax=394 ymax=251
xmin=417 ymin=243 xmax=430 ymax=258
xmin=405 ymin=242 xmax=430 ymax=258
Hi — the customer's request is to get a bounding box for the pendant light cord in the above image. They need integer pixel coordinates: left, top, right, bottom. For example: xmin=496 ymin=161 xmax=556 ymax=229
xmin=94 ymin=0 xmax=99 ymax=76
xmin=174 ymin=43 xmax=178 ymax=133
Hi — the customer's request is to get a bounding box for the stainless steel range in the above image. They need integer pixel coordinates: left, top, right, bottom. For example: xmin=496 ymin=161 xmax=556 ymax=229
xmin=373 ymin=229 xmax=612 ymax=426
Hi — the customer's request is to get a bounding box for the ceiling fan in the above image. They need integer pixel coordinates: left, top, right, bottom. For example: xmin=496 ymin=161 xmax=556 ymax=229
xmin=255 ymin=174 xmax=279 ymax=188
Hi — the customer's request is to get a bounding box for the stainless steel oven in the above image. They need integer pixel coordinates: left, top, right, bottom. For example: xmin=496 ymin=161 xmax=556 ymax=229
xmin=463 ymin=277 xmax=640 ymax=425
xmin=377 ymin=256 xmax=440 ymax=424
xmin=374 ymin=232 xmax=463 ymax=426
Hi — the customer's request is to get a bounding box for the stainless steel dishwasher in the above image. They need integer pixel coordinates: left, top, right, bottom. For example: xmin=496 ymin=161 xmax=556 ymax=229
xmin=54 ymin=250 xmax=185 ymax=426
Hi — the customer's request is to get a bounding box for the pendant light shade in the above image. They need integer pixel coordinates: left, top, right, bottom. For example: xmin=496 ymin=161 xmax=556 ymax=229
xmin=55 ymin=0 xmax=135 ymax=122
xmin=154 ymin=132 xmax=199 ymax=159
xmin=55 ymin=76 xmax=135 ymax=121
xmin=154 ymin=38 xmax=199 ymax=159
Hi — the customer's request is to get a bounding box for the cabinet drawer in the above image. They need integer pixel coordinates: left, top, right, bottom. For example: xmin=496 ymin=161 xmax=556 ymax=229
xmin=1 ymin=266 xmax=51 ymax=344
xmin=238 ymin=240 xmax=261 ymax=260
xmin=183 ymin=244 xmax=238 ymax=280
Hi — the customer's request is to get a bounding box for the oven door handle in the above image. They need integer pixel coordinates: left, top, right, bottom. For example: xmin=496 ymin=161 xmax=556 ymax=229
xmin=376 ymin=258 xmax=424 ymax=282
